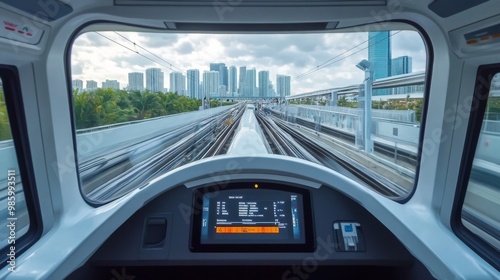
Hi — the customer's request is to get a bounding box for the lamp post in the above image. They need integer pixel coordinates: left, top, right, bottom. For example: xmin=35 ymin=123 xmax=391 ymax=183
xmin=356 ymin=59 xmax=373 ymax=153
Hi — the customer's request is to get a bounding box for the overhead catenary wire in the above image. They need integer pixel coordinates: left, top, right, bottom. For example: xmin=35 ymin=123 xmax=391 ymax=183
xmin=113 ymin=31 xmax=207 ymax=97
xmin=94 ymin=32 xmax=179 ymax=73
xmin=296 ymin=31 xmax=402 ymax=80
xmin=112 ymin=31 xmax=184 ymax=73
xmin=94 ymin=31 xmax=196 ymax=94
xmin=296 ymin=37 xmax=371 ymax=79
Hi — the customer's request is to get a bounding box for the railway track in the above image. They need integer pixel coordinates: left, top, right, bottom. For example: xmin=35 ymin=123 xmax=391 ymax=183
xmin=269 ymin=115 xmax=406 ymax=198
xmin=203 ymin=105 xmax=245 ymax=157
xmin=271 ymin=111 xmax=418 ymax=168
xmin=83 ymin=106 xmax=243 ymax=202
xmin=256 ymin=112 xmax=320 ymax=163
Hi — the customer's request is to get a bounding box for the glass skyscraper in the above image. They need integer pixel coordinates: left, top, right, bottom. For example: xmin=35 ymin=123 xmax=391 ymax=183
xmin=86 ymin=80 xmax=97 ymax=91
xmin=169 ymin=71 xmax=186 ymax=95
xmin=128 ymin=72 xmax=144 ymax=92
xmin=246 ymin=68 xmax=256 ymax=97
xmin=145 ymin=68 xmax=164 ymax=93
xmin=391 ymin=56 xmax=412 ymax=76
xmin=276 ymin=75 xmax=291 ymax=98
xmin=258 ymin=70 xmax=269 ymax=98
xmin=203 ymin=71 xmax=220 ymax=99
xmin=238 ymin=66 xmax=247 ymax=96
xmin=102 ymin=79 xmax=120 ymax=90
xmin=209 ymin=63 xmax=228 ymax=89
xmin=391 ymin=56 xmax=413 ymax=95
xmin=228 ymin=66 xmax=237 ymax=97
xmin=368 ymin=31 xmax=391 ymax=95
xmin=72 ymin=79 xmax=83 ymax=92
xmin=187 ymin=69 xmax=200 ymax=99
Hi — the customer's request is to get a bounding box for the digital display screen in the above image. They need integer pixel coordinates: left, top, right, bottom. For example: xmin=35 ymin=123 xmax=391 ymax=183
xmin=190 ymin=182 xmax=314 ymax=252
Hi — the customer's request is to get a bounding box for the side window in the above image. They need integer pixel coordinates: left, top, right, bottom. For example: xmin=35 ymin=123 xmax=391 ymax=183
xmin=0 ymin=69 xmax=40 ymax=271
xmin=458 ymin=71 xmax=500 ymax=269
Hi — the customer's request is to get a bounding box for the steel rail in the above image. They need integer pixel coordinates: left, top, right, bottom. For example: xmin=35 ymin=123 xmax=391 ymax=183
xmin=203 ymin=105 xmax=246 ymax=157
xmin=272 ymin=116 xmax=406 ymax=198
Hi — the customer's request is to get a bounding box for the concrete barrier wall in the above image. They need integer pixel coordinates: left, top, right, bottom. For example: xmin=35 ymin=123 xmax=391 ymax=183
xmin=476 ymin=133 xmax=500 ymax=166
xmin=75 ymin=106 xmax=233 ymax=160
xmin=374 ymin=121 xmax=420 ymax=145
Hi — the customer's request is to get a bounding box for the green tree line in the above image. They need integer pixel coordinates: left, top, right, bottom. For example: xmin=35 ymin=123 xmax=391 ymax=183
xmin=336 ymin=96 xmax=425 ymax=122
xmin=289 ymin=96 xmax=425 ymax=122
xmin=73 ymin=88 xmax=234 ymax=130
xmin=0 ymin=87 xmax=236 ymax=141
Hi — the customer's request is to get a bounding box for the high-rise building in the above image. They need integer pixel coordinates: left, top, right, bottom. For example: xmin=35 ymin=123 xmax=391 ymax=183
xmin=228 ymin=66 xmax=237 ymax=97
xmin=72 ymin=79 xmax=83 ymax=92
xmin=102 ymin=79 xmax=120 ymax=90
xmin=368 ymin=31 xmax=391 ymax=95
xmin=210 ymin=63 xmax=228 ymax=89
xmin=219 ymin=85 xmax=227 ymax=96
xmin=146 ymin=68 xmax=164 ymax=93
xmin=187 ymin=69 xmax=200 ymax=99
xmin=391 ymin=56 xmax=413 ymax=95
xmin=86 ymin=80 xmax=98 ymax=91
xmin=128 ymin=72 xmax=144 ymax=91
xmin=258 ymin=70 xmax=269 ymax=98
xmin=238 ymin=66 xmax=247 ymax=96
xmin=276 ymin=75 xmax=291 ymax=97
xmin=198 ymin=82 xmax=203 ymax=100
xmin=170 ymin=71 xmax=186 ymax=95
xmin=268 ymin=81 xmax=276 ymax=97
xmin=391 ymin=56 xmax=412 ymax=76
xmin=245 ymin=68 xmax=257 ymax=97
xmin=203 ymin=71 xmax=220 ymax=99
xmin=368 ymin=31 xmax=391 ymax=80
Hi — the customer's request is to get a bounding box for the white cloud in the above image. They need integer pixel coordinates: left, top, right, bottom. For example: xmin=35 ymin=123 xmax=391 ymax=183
xmin=71 ymin=30 xmax=426 ymax=94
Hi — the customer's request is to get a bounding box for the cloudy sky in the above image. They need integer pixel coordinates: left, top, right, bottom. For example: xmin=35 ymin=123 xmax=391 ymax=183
xmin=71 ymin=30 xmax=426 ymax=94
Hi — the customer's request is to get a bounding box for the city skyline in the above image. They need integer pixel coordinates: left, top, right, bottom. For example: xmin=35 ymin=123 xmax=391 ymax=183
xmin=72 ymin=32 xmax=418 ymax=99
xmin=73 ymin=62 xmax=302 ymax=96
xmin=74 ymin=64 xmax=290 ymax=98
xmin=71 ymin=31 xmax=426 ymax=95
xmin=72 ymin=56 xmax=411 ymax=98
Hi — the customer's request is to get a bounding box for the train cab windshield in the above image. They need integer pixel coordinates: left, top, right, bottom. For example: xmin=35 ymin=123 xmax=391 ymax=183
xmin=70 ymin=27 xmax=428 ymax=204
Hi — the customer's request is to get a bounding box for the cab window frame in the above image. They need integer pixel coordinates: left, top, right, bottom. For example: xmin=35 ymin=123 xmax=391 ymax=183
xmin=0 ymin=65 xmax=43 ymax=269
xmin=451 ymin=63 xmax=500 ymax=271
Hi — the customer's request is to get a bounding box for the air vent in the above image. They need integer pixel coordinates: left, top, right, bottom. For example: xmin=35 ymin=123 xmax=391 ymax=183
xmin=117 ymin=0 xmax=386 ymax=6
xmin=1 ymin=0 xmax=72 ymax=21
xmin=429 ymin=0 xmax=489 ymax=18
xmin=163 ymin=22 xmax=338 ymax=32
